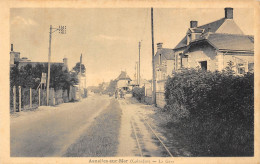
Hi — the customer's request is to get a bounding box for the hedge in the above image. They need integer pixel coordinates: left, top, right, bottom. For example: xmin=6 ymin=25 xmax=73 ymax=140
xmin=164 ymin=69 xmax=254 ymax=156
xmin=132 ymin=87 xmax=145 ymax=102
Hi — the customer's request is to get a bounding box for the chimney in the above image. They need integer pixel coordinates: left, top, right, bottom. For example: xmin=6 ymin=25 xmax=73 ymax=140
xmin=63 ymin=57 xmax=68 ymax=68
xmin=225 ymin=7 xmax=233 ymax=19
xmin=190 ymin=21 xmax=198 ymax=28
xmin=157 ymin=43 xmax=163 ymax=50
xmin=11 ymin=44 xmax=13 ymax=51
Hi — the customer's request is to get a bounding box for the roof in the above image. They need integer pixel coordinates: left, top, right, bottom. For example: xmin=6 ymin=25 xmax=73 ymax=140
xmin=188 ymin=33 xmax=254 ymax=52
xmin=174 ymin=36 xmax=187 ymax=50
xmin=174 ymin=18 xmax=225 ymax=50
xmin=174 ymin=18 xmax=244 ymax=50
xmin=156 ymin=48 xmax=175 ymax=60
xmin=207 ymin=33 xmax=254 ymax=51
xmin=198 ymin=18 xmax=226 ymax=33
xmin=116 ymin=71 xmax=132 ymax=81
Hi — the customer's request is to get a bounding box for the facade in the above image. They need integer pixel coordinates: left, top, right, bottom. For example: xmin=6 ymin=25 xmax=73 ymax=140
xmin=154 ymin=43 xmax=175 ymax=81
xmin=116 ymin=71 xmax=132 ymax=91
xmin=154 ymin=43 xmax=175 ymax=91
xmin=173 ymin=8 xmax=254 ymax=74
xmin=153 ymin=43 xmax=175 ymax=108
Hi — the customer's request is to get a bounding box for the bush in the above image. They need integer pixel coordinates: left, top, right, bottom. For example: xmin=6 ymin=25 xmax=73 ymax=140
xmin=164 ymin=69 xmax=254 ymax=156
xmin=132 ymin=87 xmax=145 ymax=102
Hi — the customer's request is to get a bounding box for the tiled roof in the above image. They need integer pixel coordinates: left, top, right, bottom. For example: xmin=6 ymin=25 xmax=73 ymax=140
xmin=207 ymin=33 xmax=254 ymax=51
xmin=198 ymin=18 xmax=226 ymax=33
xmin=174 ymin=36 xmax=187 ymax=50
xmin=187 ymin=33 xmax=254 ymax=52
xmin=157 ymin=48 xmax=175 ymax=60
xmin=174 ymin=18 xmax=226 ymax=50
xmin=116 ymin=71 xmax=132 ymax=81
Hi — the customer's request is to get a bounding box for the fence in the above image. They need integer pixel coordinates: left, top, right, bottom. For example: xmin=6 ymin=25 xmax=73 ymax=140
xmin=10 ymin=85 xmax=81 ymax=113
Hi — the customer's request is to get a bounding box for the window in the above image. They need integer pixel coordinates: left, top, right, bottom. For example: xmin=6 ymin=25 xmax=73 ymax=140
xmin=159 ymin=54 xmax=162 ymax=65
xmin=248 ymin=63 xmax=254 ymax=73
xmin=238 ymin=67 xmax=245 ymax=74
xmin=199 ymin=61 xmax=207 ymax=70
xmin=179 ymin=53 xmax=183 ymax=68
xmin=237 ymin=63 xmax=245 ymax=74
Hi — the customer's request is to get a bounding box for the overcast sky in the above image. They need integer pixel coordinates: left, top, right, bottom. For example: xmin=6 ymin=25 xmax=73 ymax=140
xmin=10 ymin=8 xmax=254 ymax=86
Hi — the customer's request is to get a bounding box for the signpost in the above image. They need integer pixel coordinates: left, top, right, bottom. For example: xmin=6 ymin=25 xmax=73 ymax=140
xmin=41 ymin=73 xmax=47 ymax=86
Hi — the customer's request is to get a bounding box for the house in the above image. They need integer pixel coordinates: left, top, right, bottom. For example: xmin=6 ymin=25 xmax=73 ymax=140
xmin=153 ymin=43 xmax=175 ymax=108
xmin=10 ymin=44 xmax=68 ymax=71
xmin=154 ymin=43 xmax=175 ymax=90
xmin=116 ymin=71 xmax=132 ymax=91
xmin=153 ymin=7 xmax=254 ymax=108
xmin=173 ymin=8 xmax=254 ymax=74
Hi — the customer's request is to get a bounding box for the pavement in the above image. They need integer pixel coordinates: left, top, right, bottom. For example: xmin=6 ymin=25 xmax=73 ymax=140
xmin=10 ymin=94 xmax=110 ymax=157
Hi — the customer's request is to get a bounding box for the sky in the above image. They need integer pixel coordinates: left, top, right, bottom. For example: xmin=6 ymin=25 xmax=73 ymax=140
xmin=10 ymin=8 xmax=254 ymax=86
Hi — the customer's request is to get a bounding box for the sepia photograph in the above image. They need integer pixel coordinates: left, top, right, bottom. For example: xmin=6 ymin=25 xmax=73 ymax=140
xmin=0 ymin=0 xmax=259 ymax=164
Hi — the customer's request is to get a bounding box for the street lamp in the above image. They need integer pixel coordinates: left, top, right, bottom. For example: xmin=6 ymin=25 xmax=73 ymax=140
xmin=46 ymin=25 xmax=66 ymax=106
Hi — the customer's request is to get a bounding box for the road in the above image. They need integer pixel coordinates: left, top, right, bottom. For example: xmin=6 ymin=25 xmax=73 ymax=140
xmin=10 ymin=94 xmax=172 ymax=157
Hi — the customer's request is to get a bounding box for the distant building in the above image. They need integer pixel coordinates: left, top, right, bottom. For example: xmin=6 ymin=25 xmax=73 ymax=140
xmin=10 ymin=44 xmax=68 ymax=71
xmin=10 ymin=44 xmax=21 ymax=67
xmin=116 ymin=71 xmax=132 ymax=91
xmin=173 ymin=7 xmax=254 ymax=74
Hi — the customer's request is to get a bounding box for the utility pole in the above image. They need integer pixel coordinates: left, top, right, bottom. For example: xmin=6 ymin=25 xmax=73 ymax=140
xmin=79 ymin=54 xmax=82 ymax=100
xmin=46 ymin=25 xmax=66 ymax=106
xmin=46 ymin=25 xmax=52 ymax=106
xmin=138 ymin=41 xmax=141 ymax=86
xmin=151 ymin=8 xmax=156 ymax=105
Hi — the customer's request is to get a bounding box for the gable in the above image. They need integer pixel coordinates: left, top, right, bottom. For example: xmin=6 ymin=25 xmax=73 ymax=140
xmin=215 ymin=19 xmax=244 ymax=34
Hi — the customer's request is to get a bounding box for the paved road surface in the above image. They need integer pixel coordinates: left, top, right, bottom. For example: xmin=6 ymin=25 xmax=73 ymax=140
xmin=11 ymin=94 xmax=110 ymax=157
xmin=11 ymin=94 xmax=169 ymax=157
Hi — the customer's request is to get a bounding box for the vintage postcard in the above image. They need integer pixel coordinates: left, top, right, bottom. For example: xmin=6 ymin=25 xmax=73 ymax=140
xmin=0 ymin=0 xmax=259 ymax=164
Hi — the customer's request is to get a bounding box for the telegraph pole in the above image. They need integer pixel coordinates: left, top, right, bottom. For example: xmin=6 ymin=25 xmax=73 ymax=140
xmin=79 ymin=54 xmax=82 ymax=100
xmin=138 ymin=41 xmax=141 ymax=86
xmin=46 ymin=25 xmax=52 ymax=106
xmin=46 ymin=25 xmax=66 ymax=106
xmin=151 ymin=8 xmax=156 ymax=105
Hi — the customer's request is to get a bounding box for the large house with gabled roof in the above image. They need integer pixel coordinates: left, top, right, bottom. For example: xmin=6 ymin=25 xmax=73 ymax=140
xmin=153 ymin=7 xmax=254 ymax=108
xmin=174 ymin=7 xmax=254 ymax=74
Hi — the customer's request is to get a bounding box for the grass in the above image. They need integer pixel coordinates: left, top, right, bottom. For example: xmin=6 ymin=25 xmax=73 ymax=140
xmin=64 ymin=99 xmax=122 ymax=157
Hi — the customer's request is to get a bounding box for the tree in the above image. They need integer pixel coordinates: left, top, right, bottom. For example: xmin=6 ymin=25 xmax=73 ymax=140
xmin=72 ymin=62 xmax=86 ymax=75
xmin=104 ymin=80 xmax=117 ymax=94
xmin=69 ymin=71 xmax=79 ymax=85
xmin=10 ymin=65 xmax=19 ymax=87
xmin=10 ymin=63 xmax=75 ymax=91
